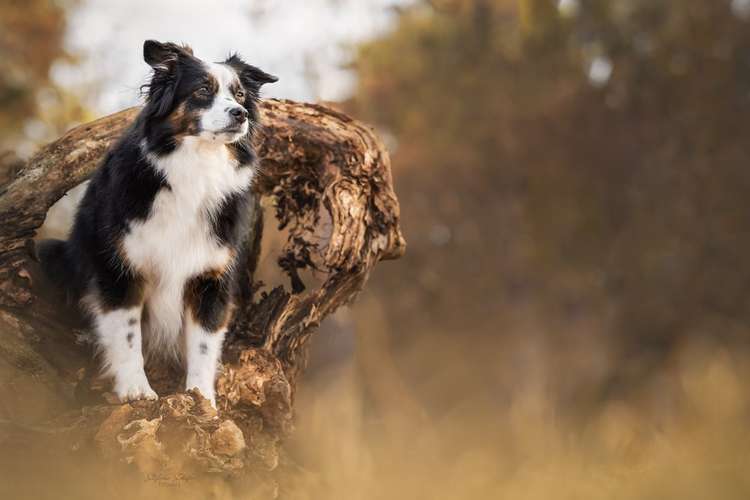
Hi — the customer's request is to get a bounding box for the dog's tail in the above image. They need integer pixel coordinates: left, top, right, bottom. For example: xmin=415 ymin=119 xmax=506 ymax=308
xmin=36 ymin=238 xmax=80 ymax=297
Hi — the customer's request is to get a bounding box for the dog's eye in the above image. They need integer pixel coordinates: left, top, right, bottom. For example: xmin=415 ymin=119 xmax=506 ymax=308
xmin=196 ymin=85 xmax=210 ymax=96
xmin=235 ymin=89 xmax=245 ymax=99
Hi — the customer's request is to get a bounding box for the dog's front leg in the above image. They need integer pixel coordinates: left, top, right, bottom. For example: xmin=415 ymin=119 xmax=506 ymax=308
xmin=184 ymin=271 xmax=232 ymax=407
xmin=91 ymin=302 xmax=157 ymax=402
xmin=97 ymin=306 xmax=157 ymax=401
xmin=86 ymin=262 xmax=157 ymax=402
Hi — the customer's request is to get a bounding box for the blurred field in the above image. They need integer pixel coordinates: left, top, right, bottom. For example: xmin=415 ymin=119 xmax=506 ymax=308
xmin=288 ymin=327 xmax=750 ymax=500
xmin=4 ymin=319 xmax=750 ymax=499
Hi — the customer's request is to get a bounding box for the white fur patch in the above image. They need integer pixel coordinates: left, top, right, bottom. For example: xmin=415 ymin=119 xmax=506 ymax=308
xmin=93 ymin=306 xmax=157 ymax=401
xmin=200 ymin=62 xmax=248 ymax=141
xmin=122 ymin=138 xmax=253 ymax=359
xmin=184 ymin=316 xmax=226 ymax=406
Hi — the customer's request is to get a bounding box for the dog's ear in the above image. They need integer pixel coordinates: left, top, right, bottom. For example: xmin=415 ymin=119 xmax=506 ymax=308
xmin=225 ymin=54 xmax=278 ymax=94
xmin=143 ymin=40 xmax=193 ymax=71
xmin=143 ymin=40 xmax=193 ymax=119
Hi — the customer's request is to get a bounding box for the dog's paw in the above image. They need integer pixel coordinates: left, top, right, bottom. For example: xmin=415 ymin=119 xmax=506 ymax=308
xmin=114 ymin=374 xmax=158 ymax=402
xmin=185 ymin=383 xmax=216 ymax=408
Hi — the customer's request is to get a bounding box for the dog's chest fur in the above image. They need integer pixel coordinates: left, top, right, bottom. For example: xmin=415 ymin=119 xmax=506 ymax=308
xmin=122 ymin=138 xmax=252 ymax=348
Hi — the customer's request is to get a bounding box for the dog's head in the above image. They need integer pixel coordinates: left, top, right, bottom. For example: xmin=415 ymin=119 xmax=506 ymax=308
xmin=141 ymin=40 xmax=277 ymax=152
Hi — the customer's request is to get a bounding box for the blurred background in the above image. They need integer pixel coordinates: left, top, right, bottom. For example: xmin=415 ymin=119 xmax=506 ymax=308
xmin=4 ymin=0 xmax=750 ymax=498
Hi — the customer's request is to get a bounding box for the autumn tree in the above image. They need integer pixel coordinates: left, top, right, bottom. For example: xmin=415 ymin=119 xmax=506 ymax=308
xmin=0 ymin=0 xmax=87 ymax=155
xmin=350 ymin=0 xmax=750 ymax=411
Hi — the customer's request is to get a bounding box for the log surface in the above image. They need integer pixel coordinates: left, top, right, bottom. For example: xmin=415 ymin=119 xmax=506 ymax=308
xmin=0 ymin=99 xmax=404 ymax=486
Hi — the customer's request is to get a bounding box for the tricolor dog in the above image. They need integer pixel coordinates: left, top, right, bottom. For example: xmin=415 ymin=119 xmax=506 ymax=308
xmin=38 ymin=40 xmax=277 ymax=405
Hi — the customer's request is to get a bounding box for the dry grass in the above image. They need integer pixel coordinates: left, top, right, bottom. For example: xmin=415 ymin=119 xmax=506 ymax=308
xmin=2 ymin=313 xmax=750 ymax=499
xmin=286 ymin=317 xmax=750 ymax=500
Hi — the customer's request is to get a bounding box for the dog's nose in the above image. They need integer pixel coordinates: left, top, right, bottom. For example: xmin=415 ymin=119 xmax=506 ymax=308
xmin=229 ymin=107 xmax=248 ymax=122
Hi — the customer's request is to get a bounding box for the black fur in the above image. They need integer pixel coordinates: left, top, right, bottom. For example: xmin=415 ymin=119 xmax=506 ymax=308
xmin=65 ymin=133 xmax=167 ymax=309
xmin=185 ymin=271 xmax=234 ymax=332
xmin=225 ymin=53 xmax=278 ymax=96
xmin=211 ymin=190 xmax=254 ymax=246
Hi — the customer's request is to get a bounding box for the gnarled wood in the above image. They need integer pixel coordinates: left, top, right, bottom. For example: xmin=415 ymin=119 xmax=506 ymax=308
xmin=0 ymin=99 xmax=404 ymax=488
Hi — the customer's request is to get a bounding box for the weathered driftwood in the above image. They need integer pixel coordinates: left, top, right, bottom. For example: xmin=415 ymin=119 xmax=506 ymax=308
xmin=0 ymin=99 xmax=404 ymax=485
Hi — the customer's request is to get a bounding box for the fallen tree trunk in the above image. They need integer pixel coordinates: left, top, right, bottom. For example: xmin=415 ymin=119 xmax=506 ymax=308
xmin=0 ymin=99 xmax=404 ymax=488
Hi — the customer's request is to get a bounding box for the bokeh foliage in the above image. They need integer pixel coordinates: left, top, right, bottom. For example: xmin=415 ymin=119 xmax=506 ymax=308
xmin=0 ymin=0 xmax=86 ymax=152
xmin=351 ymin=0 xmax=750 ymax=409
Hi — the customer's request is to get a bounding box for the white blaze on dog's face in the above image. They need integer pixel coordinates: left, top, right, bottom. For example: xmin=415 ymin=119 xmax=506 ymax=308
xmin=198 ymin=63 xmax=249 ymax=143
xmin=141 ymin=41 xmax=277 ymax=153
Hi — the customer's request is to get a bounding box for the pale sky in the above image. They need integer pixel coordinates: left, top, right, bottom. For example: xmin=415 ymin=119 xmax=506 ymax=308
xmin=52 ymin=0 xmax=413 ymax=114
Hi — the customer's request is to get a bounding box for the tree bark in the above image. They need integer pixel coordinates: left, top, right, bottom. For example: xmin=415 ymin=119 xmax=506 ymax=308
xmin=0 ymin=99 xmax=404 ymax=486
